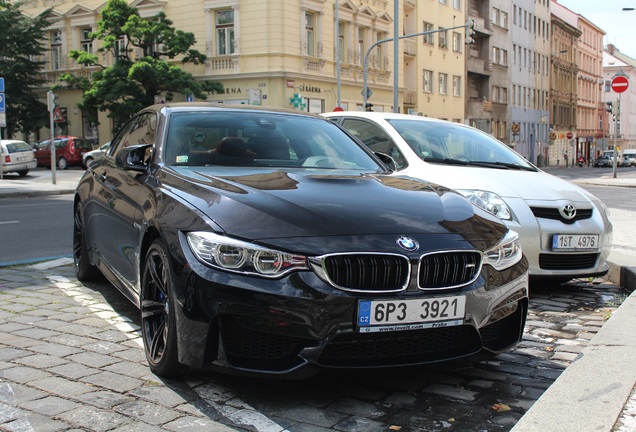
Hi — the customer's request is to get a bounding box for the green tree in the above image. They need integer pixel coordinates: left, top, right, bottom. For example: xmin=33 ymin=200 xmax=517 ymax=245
xmin=63 ymin=0 xmax=222 ymax=128
xmin=0 ymin=1 xmax=52 ymax=138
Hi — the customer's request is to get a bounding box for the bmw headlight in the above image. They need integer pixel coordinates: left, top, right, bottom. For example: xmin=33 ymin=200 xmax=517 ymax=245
xmin=187 ymin=232 xmax=308 ymax=278
xmin=457 ymin=189 xmax=512 ymax=220
xmin=484 ymin=230 xmax=522 ymax=271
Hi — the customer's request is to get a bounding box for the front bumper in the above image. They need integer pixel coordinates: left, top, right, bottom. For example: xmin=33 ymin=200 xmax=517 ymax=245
xmin=505 ymin=198 xmax=612 ymax=279
xmin=171 ymin=248 xmax=529 ymax=377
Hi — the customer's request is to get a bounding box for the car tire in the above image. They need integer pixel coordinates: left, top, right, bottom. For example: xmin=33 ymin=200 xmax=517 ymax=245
xmin=141 ymin=239 xmax=187 ymax=377
xmin=83 ymin=156 xmax=93 ymax=169
xmin=73 ymin=204 xmax=101 ymax=281
xmin=18 ymin=170 xmax=29 ymax=177
xmin=57 ymin=157 xmax=68 ymax=170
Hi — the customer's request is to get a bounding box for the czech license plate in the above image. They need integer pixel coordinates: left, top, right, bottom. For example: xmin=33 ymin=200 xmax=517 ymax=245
xmin=552 ymin=234 xmax=599 ymax=251
xmin=357 ymin=296 xmax=465 ymax=333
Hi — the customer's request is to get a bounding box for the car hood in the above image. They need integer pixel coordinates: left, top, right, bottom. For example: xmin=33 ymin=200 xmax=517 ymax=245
xmin=160 ymin=167 xmax=507 ymax=249
xmin=407 ymin=164 xmax=594 ymax=203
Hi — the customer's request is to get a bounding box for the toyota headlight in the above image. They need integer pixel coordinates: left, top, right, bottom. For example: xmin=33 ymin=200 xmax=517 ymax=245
xmin=484 ymin=230 xmax=522 ymax=271
xmin=187 ymin=232 xmax=308 ymax=278
xmin=457 ymin=189 xmax=512 ymax=220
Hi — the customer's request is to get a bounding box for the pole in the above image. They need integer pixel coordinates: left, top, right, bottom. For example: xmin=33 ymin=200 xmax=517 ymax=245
xmin=613 ymin=94 xmax=621 ymax=179
xmin=50 ymin=105 xmax=56 ymax=185
xmin=335 ymin=0 xmax=341 ymax=108
xmin=0 ymin=126 xmax=3 ymax=180
xmin=393 ymin=0 xmax=399 ymax=112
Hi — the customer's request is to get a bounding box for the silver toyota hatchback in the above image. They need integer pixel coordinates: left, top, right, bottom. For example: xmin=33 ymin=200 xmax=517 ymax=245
xmin=324 ymin=111 xmax=613 ymax=284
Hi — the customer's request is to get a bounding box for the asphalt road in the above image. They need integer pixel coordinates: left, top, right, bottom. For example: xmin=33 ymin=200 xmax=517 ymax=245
xmin=0 ymin=195 xmax=73 ymax=266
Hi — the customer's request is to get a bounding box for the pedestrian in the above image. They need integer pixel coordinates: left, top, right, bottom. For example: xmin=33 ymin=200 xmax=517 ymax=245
xmin=564 ymin=152 xmax=569 ymax=167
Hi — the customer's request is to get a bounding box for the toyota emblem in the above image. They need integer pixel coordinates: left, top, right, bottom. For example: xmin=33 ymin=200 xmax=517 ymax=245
xmin=560 ymin=204 xmax=577 ymax=220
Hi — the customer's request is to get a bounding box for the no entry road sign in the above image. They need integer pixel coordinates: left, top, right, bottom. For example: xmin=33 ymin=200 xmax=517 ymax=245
xmin=611 ymin=75 xmax=629 ymax=93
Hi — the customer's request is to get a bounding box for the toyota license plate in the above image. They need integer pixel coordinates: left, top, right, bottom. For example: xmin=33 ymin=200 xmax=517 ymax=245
xmin=357 ymin=296 xmax=465 ymax=333
xmin=552 ymin=234 xmax=599 ymax=251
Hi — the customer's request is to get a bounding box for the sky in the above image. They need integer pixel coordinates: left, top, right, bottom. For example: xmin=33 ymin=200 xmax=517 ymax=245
xmin=555 ymin=0 xmax=636 ymax=59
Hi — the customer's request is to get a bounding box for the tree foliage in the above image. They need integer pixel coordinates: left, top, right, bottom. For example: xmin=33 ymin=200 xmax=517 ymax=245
xmin=63 ymin=0 xmax=223 ymax=127
xmin=0 ymin=0 xmax=52 ymax=138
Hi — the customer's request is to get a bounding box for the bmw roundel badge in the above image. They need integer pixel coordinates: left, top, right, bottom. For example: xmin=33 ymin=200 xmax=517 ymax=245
xmin=396 ymin=236 xmax=419 ymax=252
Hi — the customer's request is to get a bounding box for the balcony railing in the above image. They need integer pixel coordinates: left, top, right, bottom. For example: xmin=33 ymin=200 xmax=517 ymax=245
xmin=403 ymin=39 xmax=417 ymax=56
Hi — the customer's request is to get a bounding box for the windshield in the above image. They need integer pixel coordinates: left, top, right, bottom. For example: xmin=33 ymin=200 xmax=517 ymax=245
xmin=386 ymin=119 xmax=536 ymax=171
xmin=165 ymin=111 xmax=382 ymax=171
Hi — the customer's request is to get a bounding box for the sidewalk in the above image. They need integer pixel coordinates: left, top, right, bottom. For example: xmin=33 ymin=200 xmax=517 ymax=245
xmin=1 ymin=166 xmax=636 ymax=431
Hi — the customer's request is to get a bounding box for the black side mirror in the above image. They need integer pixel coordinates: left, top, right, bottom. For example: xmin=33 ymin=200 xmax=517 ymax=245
xmin=115 ymin=144 xmax=154 ymax=172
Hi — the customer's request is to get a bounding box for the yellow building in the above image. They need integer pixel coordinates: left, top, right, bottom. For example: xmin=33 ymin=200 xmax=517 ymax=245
xmin=17 ymin=0 xmax=467 ymax=144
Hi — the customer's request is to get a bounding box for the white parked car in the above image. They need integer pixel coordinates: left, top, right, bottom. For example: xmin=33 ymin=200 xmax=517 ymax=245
xmin=0 ymin=139 xmax=37 ymax=177
xmin=82 ymin=142 xmax=110 ymax=169
xmin=323 ymin=111 xmax=613 ymax=284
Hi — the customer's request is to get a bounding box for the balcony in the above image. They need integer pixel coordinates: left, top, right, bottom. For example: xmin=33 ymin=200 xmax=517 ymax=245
xmin=403 ymin=39 xmax=417 ymax=57
xmin=404 ymin=91 xmax=417 ymax=105
xmin=467 ymin=56 xmax=492 ymax=76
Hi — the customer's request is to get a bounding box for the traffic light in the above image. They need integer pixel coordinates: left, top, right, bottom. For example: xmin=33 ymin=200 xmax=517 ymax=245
xmin=606 ymin=101 xmax=613 ymax=113
xmin=612 ymin=100 xmax=620 ymax=116
xmin=465 ymin=19 xmax=475 ymax=45
xmin=47 ymin=90 xmax=57 ymax=112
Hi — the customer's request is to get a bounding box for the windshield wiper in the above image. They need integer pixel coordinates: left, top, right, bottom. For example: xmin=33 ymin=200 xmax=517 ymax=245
xmin=481 ymin=161 xmax=536 ymax=171
xmin=423 ymin=158 xmax=536 ymax=171
xmin=423 ymin=157 xmax=470 ymax=165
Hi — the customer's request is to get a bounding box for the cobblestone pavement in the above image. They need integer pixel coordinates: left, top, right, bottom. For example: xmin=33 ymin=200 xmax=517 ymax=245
xmin=0 ymin=263 xmax=632 ymax=432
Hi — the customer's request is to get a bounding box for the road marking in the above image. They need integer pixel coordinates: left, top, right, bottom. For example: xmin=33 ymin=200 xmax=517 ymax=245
xmin=0 ymin=221 xmax=19 ymax=225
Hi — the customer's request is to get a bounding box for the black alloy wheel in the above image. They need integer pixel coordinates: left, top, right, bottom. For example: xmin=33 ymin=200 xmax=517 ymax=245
xmin=73 ymin=204 xmax=100 ymax=281
xmin=141 ymin=239 xmax=185 ymax=377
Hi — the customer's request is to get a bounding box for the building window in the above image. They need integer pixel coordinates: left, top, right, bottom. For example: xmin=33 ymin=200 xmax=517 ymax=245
xmin=50 ymin=30 xmax=62 ymax=70
xmin=357 ymin=27 xmax=367 ymax=65
xmin=375 ymin=31 xmax=387 ymax=69
xmin=216 ymin=9 xmax=235 ymax=55
xmin=114 ymin=36 xmax=126 ymax=60
xmin=453 ymin=75 xmax=461 ymax=96
xmin=305 ymin=12 xmax=316 ymax=56
xmin=453 ymin=0 xmax=461 ymax=10
xmin=438 ymin=28 xmax=447 ymax=48
xmin=492 ymin=47 xmax=508 ymax=66
xmin=452 ymin=32 xmax=462 ymax=52
xmin=423 ymin=70 xmax=433 ymax=93
xmin=338 ymin=21 xmax=345 ymax=62
xmin=80 ymin=27 xmax=92 ymax=54
xmin=423 ymin=22 xmax=434 ymax=45
xmin=439 ymin=0 xmax=448 ymax=4
xmin=439 ymin=73 xmax=448 ymax=94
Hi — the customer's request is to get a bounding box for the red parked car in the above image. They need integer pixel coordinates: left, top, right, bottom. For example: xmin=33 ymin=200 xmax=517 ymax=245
xmin=33 ymin=136 xmax=94 ymax=169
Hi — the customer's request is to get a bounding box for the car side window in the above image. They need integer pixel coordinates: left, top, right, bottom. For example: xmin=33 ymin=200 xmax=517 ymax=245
xmin=340 ymin=118 xmax=407 ymax=169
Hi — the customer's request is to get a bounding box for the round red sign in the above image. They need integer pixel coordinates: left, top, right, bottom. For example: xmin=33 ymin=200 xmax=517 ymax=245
xmin=566 ymin=132 xmax=573 ymax=139
xmin=611 ymin=75 xmax=629 ymax=93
